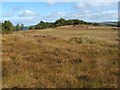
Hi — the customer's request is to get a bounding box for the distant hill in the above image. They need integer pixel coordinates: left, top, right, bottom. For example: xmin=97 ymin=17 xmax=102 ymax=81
xmin=99 ymin=21 xmax=118 ymax=26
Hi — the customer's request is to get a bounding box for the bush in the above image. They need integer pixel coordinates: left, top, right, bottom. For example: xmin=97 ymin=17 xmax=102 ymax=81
xmin=2 ymin=20 xmax=14 ymax=34
xmin=68 ymin=37 xmax=83 ymax=44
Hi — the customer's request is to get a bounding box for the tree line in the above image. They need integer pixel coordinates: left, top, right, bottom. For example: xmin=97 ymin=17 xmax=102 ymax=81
xmin=1 ymin=18 xmax=120 ymax=34
xmin=29 ymin=18 xmax=100 ymax=30
xmin=1 ymin=20 xmax=24 ymax=34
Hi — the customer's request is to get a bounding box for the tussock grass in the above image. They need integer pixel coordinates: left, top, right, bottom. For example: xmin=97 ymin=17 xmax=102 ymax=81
xmin=2 ymin=26 xmax=118 ymax=88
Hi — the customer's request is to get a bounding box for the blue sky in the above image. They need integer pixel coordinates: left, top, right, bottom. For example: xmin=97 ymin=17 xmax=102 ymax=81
xmin=1 ymin=0 xmax=119 ymax=26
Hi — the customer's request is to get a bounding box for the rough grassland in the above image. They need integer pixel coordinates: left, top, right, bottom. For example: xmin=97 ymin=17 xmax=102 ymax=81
xmin=2 ymin=26 xmax=118 ymax=88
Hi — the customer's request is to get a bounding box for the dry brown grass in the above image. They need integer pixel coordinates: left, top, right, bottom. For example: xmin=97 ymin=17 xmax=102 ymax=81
xmin=2 ymin=26 xmax=118 ymax=88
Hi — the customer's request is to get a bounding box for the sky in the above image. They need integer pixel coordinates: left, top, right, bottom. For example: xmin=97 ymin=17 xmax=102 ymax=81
xmin=0 ymin=0 xmax=119 ymax=26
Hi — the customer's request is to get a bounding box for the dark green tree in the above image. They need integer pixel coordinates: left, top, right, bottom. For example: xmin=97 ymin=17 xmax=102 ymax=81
xmin=21 ymin=23 xmax=24 ymax=30
xmin=66 ymin=19 xmax=74 ymax=25
xmin=2 ymin=20 xmax=14 ymax=33
xmin=54 ymin=18 xmax=66 ymax=26
xmin=93 ymin=23 xmax=99 ymax=26
xmin=73 ymin=19 xmax=80 ymax=26
xmin=15 ymin=23 xmax=21 ymax=31
xmin=117 ymin=21 xmax=120 ymax=27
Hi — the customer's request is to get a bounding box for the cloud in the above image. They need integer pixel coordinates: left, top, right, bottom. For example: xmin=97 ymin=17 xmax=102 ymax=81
xmin=74 ymin=1 xmax=117 ymax=10
xmin=7 ymin=17 xmax=41 ymax=26
xmin=12 ymin=6 xmax=24 ymax=11
xmin=39 ymin=8 xmax=118 ymax=22
xmin=2 ymin=9 xmax=117 ymax=26
xmin=19 ymin=10 xmax=35 ymax=17
xmin=43 ymin=12 xmax=65 ymax=21
xmin=45 ymin=12 xmax=64 ymax=18
xmin=47 ymin=2 xmax=55 ymax=6
xmin=1 ymin=1 xmax=118 ymax=25
xmin=1 ymin=0 xmax=119 ymax=2
xmin=55 ymin=12 xmax=64 ymax=15
xmin=64 ymin=10 xmax=118 ymax=22
xmin=91 ymin=10 xmax=118 ymax=21
xmin=91 ymin=0 xmax=119 ymax=2
xmin=16 ymin=17 xmax=37 ymax=24
xmin=2 ymin=13 xmax=14 ymax=17
xmin=73 ymin=1 xmax=118 ymax=22
xmin=46 ymin=0 xmax=56 ymax=6
xmin=75 ymin=2 xmax=88 ymax=9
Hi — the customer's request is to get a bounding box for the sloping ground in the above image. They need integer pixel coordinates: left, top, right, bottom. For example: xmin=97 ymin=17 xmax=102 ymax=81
xmin=2 ymin=26 xmax=118 ymax=88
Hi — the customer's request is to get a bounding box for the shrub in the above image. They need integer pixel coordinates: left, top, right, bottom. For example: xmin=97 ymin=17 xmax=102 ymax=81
xmin=2 ymin=20 xmax=14 ymax=34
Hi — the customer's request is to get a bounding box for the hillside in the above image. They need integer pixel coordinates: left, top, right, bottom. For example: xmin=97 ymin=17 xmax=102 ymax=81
xmin=99 ymin=22 xmax=118 ymax=26
xmin=2 ymin=26 xmax=118 ymax=88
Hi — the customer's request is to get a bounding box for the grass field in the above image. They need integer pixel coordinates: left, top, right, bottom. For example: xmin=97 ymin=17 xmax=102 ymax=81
xmin=2 ymin=26 xmax=119 ymax=88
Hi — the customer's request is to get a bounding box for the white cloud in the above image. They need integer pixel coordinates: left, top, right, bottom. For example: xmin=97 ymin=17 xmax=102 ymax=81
xmin=47 ymin=2 xmax=56 ymax=6
xmin=91 ymin=0 xmax=118 ymax=2
xmin=63 ymin=10 xmax=118 ymax=22
xmin=40 ymin=12 xmax=65 ymax=22
xmin=57 ymin=12 xmax=64 ymax=15
xmin=88 ymin=10 xmax=117 ymax=21
xmin=12 ymin=6 xmax=24 ymax=11
xmin=2 ymin=13 xmax=14 ymax=17
xmin=46 ymin=0 xmax=56 ymax=5
xmin=1 ymin=0 xmax=119 ymax=2
xmin=40 ymin=9 xmax=118 ymax=22
xmin=75 ymin=3 xmax=87 ymax=8
xmin=75 ymin=1 xmax=117 ymax=10
xmin=45 ymin=12 xmax=64 ymax=18
xmin=19 ymin=10 xmax=35 ymax=17
xmin=7 ymin=17 xmax=41 ymax=26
